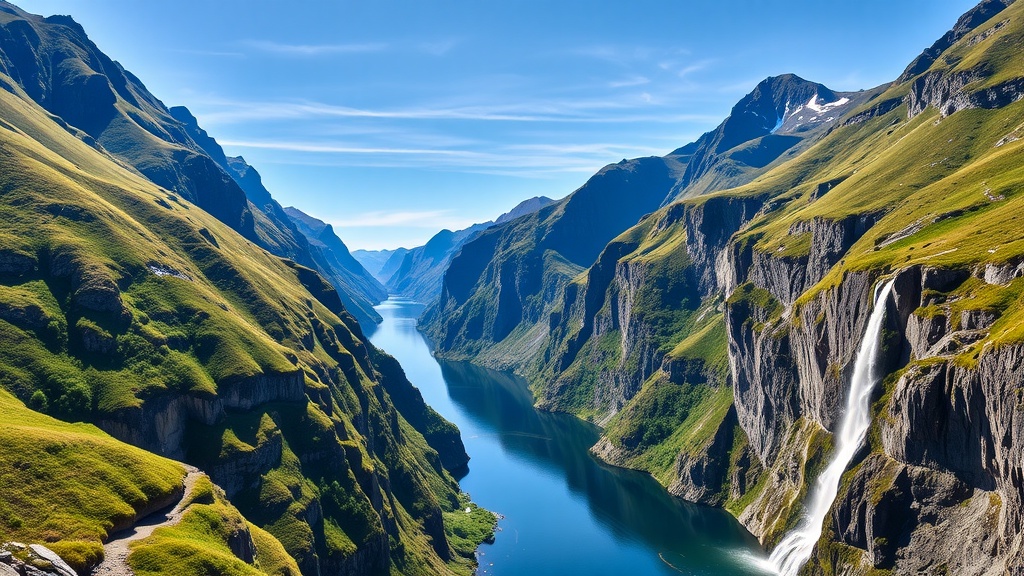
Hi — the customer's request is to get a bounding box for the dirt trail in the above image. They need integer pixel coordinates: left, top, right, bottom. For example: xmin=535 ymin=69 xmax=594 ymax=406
xmin=91 ymin=466 xmax=202 ymax=576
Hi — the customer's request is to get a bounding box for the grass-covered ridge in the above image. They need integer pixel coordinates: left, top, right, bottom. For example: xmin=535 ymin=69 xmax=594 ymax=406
xmin=129 ymin=475 xmax=302 ymax=576
xmin=0 ymin=389 xmax=184 ymax=572
xmin=0 ymin=28 xmax=488 ymax=575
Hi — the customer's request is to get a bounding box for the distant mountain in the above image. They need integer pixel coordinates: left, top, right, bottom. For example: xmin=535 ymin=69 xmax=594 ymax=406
xmin=384 ymin=196 xmax=555 ymax=304
xmin=421 ymin=74 xmax=858 ymax=368
xmin=494 ymin=195 xmax=556 ymax=225
xmin=666 ymin=74 xmax=874 ymax=201
xmin=352 ymin=247 xmax=408 ymax=283
xmin=281 ymin=206 xmax=388 ymax=315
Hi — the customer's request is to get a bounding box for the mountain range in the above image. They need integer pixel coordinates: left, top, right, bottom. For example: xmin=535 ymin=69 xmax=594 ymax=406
xmin=0 ymin=2 xmax=492 ymax=575
xmin=424 ymin=0 xmax=1024 ymax=573
xmin=1 ymin=0 xmax=1023 ymax=575
xmin=354 ymin=196 xmax=554 ymax=304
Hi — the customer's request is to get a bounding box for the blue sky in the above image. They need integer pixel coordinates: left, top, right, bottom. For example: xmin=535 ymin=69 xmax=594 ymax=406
xmin=23 ymin=0 xmax=978 ymax=249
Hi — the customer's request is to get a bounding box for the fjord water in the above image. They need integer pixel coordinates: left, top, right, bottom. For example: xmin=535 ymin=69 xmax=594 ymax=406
xmin=770 ymin=279 xmax=897 ymax=575
xmin=367 ymin=298 xmax=773 ymax=576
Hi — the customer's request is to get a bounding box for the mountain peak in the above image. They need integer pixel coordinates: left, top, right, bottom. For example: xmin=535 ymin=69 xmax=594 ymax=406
xmin=722 ymin=74 xmax=838 ymax=149
xmin=897 ymin=0 xmax=1015 ymax=82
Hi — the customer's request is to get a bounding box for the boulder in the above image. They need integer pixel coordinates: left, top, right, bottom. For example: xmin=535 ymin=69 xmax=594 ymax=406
xmin=28 ymin=544 xmax=76 ymax=576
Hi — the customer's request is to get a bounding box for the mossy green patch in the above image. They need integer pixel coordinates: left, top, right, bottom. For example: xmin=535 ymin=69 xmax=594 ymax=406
xmin=442 ymin=493 xmax=497 ymax=568
xmin=129 ymin=476 xmax=301 ymax=576
xmin=0 ymin=389 xmax=184 ymax=573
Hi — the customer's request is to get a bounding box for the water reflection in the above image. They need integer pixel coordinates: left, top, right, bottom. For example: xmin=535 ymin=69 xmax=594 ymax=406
xmin=439 ymin=360 xmax=765 ymax=572
xmin=368 ymin=298 xmax=772 ymax=576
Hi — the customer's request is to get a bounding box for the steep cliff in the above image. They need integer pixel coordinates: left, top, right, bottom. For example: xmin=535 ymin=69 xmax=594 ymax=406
xmin=282 ymin=205 xmax=388 ymax=325
xmin=422 ymin=74 xmax=863 ymax=373
xmin=429 ymin=0 xmax=1024 ymax=573
xmin=0 ymin=3 xmax=490 ymax=575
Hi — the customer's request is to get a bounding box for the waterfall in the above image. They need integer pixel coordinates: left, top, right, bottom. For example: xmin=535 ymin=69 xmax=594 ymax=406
xmin=769 ymin=278 xmax=896 ymax=576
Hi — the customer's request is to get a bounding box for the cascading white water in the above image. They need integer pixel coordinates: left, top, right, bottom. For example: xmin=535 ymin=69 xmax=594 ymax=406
xmin=769 ymin=278 xmax=896 ymax=576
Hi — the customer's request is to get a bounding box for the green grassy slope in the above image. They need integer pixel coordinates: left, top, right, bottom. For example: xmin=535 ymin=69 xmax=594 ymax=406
xmin=0 ymin=40 xmax=490 ymax=576
xmin=519 ymin=0 xmax=1024 ymax=570
xmin=129 ymin=475 xmax=302 ymax=576
xmin=0 ymin=389 xmax=183 ymax=572
xmin=0 ymin=3 xmax=384 ymax=328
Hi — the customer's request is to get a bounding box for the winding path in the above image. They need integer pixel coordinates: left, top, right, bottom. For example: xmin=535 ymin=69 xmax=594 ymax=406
xmin=92 ymin=466 xmax=203 ymax=576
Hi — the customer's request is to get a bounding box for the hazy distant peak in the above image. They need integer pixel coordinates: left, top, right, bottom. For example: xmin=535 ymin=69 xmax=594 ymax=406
xmin=495 ymin=196 xmax=556 ymax=225
xmin=283 ymin=206 xmax=329 ymax=236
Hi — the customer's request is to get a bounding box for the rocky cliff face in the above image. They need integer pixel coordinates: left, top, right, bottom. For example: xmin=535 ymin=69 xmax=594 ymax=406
xmin=422 ymin=74 xmax=849 ymax=372
xmin=428 ymin=1 xmax=1024 ymax=574
xmin=711 ymin=2 xmax=1024 ymax=569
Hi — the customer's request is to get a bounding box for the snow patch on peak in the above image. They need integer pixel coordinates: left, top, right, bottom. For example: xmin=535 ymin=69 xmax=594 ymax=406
xmin=806 ymin=94 xmax=850 ymax=114
xmin=771 ymin=101 xmax=791 ymax=134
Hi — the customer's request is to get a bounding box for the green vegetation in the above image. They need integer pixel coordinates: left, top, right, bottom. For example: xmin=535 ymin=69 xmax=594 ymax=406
xmin=442 ymin=494 xmax=498 ymax=575
xmin=605 ymin=378 xmax=733 ymax=484
xmin=727 ymin=283 xmax=783 ymax=332
xmin=0 ymin=15 xmax=490 ymax=574
xmin=129 ymin=476 xmax=302 ymax=576
xmin=0 ymin=389 xmax=184 ymax=573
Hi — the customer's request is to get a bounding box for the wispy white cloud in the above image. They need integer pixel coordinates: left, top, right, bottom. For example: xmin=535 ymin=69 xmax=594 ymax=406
xmin=219 ymin=140 xmax=478 ymax=156
xmin=327 ymin=209 xmax=478 ymax=230
xmin=572 ymin=44 xmax=691 ymax=67
xmin=171 ymin=48 xmax=245 ymax=58
xmin=195 ymin=97 xmax=719 ymax=125
xmin=571 ymin=45 xmax=655 ymax=66
xmin=242 ymin=40 xmax=388 ymax=56
xmin=504 ymin=142 xmax=664 ymax=156
xmin=677 ymin=59 xmax=714 ymax=78
xmin=219 ymin=138 xmax=671 ymax=179
xmin=609 ymin=76 xmax=650 ymax=88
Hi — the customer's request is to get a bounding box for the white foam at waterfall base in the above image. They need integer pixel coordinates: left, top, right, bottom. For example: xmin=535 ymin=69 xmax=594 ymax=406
xmin=769 ymin=278 xmax=896 ymax=576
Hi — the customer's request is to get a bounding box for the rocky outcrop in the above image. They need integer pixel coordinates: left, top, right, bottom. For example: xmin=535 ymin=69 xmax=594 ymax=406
xmin=0 ymin=301 xmax=48 ymax=332
xmin=906 ymin=69 xmax=1024 ymax=118
xmin=756 ymin=213 xmax=881 ymax=305
xmin=98 ymin=369 xmax=304 ymax=460
xmin=77 ymin=320 xmax=115 ymax=354
xmin=0 ymin=248 xmax=35 ymax=275
xmin=47 ymin=245 xmax=124 ymax=315
xmin=684 ymin=194 xmax=767 ymax=296
xmin=667 ymin=406 xmax=739 ymax=505
xmin=984 ymin=257 xmax=1024 ymax=285
xmin=209 ymin=427 xmax=284 ymax=499
xmin=26 ymin=545 xmax=75 ymax=576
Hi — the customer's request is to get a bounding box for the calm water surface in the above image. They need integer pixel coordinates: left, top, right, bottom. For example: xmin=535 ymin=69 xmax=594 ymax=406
xmin=366 ymin=298 xmax=774 ymax=576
